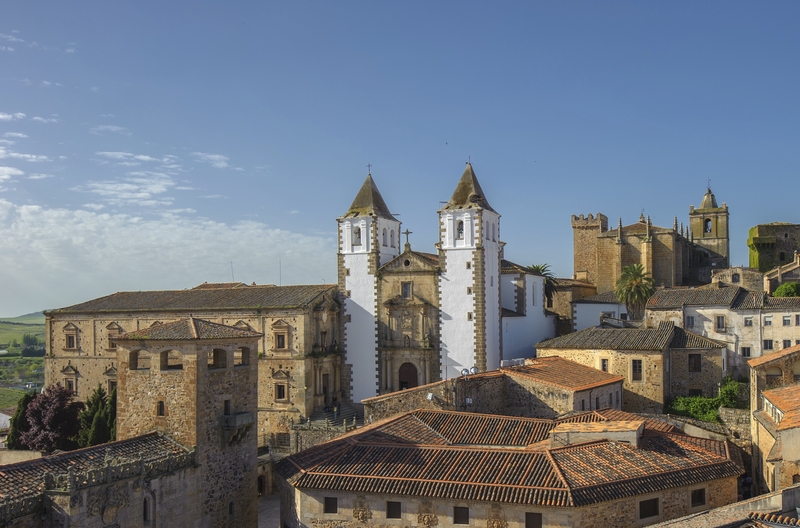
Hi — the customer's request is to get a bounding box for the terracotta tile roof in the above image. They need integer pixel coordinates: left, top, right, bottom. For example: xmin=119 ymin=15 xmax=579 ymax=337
xmin=572 ymin=291 xmax=621 ymax=304
xmin=748 ymin=511 xmax=800 ymax=526
xmin=747 ymin=343 xmax=800 ymax=368
xmin=731 ymin=290 xmax=765 ymax=310
xmin=115 ymin=317 xmax=262 ymax=341
xmin=503 ymin=357 xmax=623 ymax=392
xmin=764 ymin=296 xmax=800 ymax=309
xmin=669 ymin=327 xmax=727 ymax=349
xmin=537 ymin=322 xmax=675 ymax=351
xmin=191 ymin=282 xmax=250 ymax=289
xmin=0 ymin=433 xmax=191 ymax=503
xmin=501 ymin=260 xmax=536 ymax=275
xmin=762 ymin=383 xmax=800 ymax=431
xmin=647 ymin=286 xmax=742 ymax=309
xmin=45 ymin=284 xmax=337 ymax=314
xmin=276 ymin=409 xmax=738 ymax=508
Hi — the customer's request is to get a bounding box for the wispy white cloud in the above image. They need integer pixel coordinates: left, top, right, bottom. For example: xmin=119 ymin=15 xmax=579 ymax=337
xmin=65 ymin=48 xmax=75 ymax=53
xmin=82 ymin=204 xmax=104 ymax=210
xmin=90 ymin=87 xmax=99 ymax=93
xmin=0 ymin=112 xmax=26 ymax=121
xmin=4 ymin=132 xmax=28 ymax=138
xmin=79 ymin=171 xmax=176 ymax=207
xmin=0 ymin=46 xmax=14 ymax=52
xmin=0 ymin=147 xmax=50 ymax=162
xmin=32 ymin=116 xmax=58 ymax=123
xmin=0 ymin=140 xmax=14 ymax=145
xmin=0 ymin=167 xmax=24 ymax=181
xmin=0 ymin=198 xmax=336 ymax=315
xmin=192 ymin=152 xmax=229 ymax=169
xmin=0 ymin=33 xmax=24 ymax=43
xmin=28 ymin=173 xmax=54 ymax=180
xmin=95 ymin=151 xmax=133 ymax=160
xmin=90 ymin=124 xmax=128 ymax=135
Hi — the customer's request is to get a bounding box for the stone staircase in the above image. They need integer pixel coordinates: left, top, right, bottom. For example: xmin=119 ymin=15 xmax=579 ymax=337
xmin=307 ymin=400 xmax=363 ymax=428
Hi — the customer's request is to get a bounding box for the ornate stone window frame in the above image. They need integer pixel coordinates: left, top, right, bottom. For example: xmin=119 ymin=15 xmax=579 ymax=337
xmin=106 ymin=322 xmax=123 ymax=350
xmin=271 ymin=320 xmax=292 ymax=353
xmin=63 ymin=323 xmax=78 ymax=350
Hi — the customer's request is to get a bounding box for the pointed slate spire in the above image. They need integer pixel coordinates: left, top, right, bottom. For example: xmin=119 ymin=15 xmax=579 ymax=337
xmin=343 ymin=174 xmax=398 ymax=220
xmin=700 ymin=187 xmax=719 ymax=209
xmin=441 ymin=163 xmax=496 ymax=212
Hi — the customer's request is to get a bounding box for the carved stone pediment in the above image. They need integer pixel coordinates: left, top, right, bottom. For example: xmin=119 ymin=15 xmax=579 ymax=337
xmin=233 ymin=320 xmax=253 ymax=331
xmin=379 ymin=251 xmax=440 ymax=274
xmin=103 ymin=366 xmax=117 ymax=378
xmin=63 ymin=322 xmax=78 ymax=331
xmin=61 ymin=365 xmax=78 ymax=375
xmin=271 ymin=319 xmax=291 ymax=329
xmin=105 ymin=322 xmax=123 ymax=331
xmin=383 ymin=295 xmax=431 ymax=307
xmin=272 ymin=369 xmax=291 ymax=379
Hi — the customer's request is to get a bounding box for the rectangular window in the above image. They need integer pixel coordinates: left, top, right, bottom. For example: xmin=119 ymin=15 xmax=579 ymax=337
xmin=581 ymin=399 xmax=585 ymax=411
xmin=595 ymin=397 xmax=599 ymax=409
xmin=465 ymin=262 xmax=471 ymax=269
xmin=716 ymin=315 xmax=725 ymax=331
xmin=608 ymin=393 xmax=613 ymax=407
xmin=324 ymin=497 xmax=338 ymax=514
xmin=386 ymin=501 xmax=402 ymax=519
xmin=764 ymin=316 xmax=773 ymax=326
xmin=224 ymin=399 xmax=231 ymax=416
xmin=453 ymin=506 xmax=469 ymax=525
xmin=401 ymin=282 xmax=412 ymax=299
xmin=66 ymin=335 xmax=76 ymax=349
xmin=796 ymin=315 xmax=800 ymax=326
xmin=601 ymin=358 xmax=609 ymax=372
xmin=276 ymin=334 xmax=286 ymax=349
xmin=467 ymin=287 xmax=472 ymax=295
xmin=688 ymin=389 xmax=703 ymax=397
xmin=157 ymin=400 xmax=165 ymax=416
xmin=744 ymin=316 xmax=753 ymax=327
xmin=467 ymin=312 xmax=473 ymax=321
xmin=632 ymin=359 xmax=643 ymax=381
xmin=685 ymin=316 xmax=695 ymax=328
xmin=764 ymin=340 xmax=774 ymax=350
xmin=639 ymin=498 xmax=659 ymax=520
xmin=66 ymin=379 xmax=75 ymax=393
xmin=616 ymin=391 xmax=620 ymax=404
xmin=784 ymin=340 xmax=792 ymax=349
xmin=275 ymin=384 xmax=286 ymax=400
xmin=784 ymin=316 xmax=792 ymax=326
xmin=691 ymin=488 xmax=706 ymax=508
xmin=741 ymin=347 xmax=751 ymax=358
xmin=688 ymin=354 xmax=702 ymax=372
xmin=525 ymin=513 xmax=543 ymax=528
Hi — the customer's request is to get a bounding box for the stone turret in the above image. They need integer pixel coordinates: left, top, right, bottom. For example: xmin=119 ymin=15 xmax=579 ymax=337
xmin=572 ymin=213 xmax=609 ymax=284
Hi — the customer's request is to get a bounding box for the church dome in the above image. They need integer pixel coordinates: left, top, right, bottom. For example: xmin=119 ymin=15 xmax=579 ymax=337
xmin=700 ymin=187 xmax=718 ymax=209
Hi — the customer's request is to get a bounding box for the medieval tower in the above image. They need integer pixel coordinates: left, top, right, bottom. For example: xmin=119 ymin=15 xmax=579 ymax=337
xmin=115 ymin=318 xmax=261 ymax=527
xmin=338 ymin=175 xmax=401 ymax=402
xmin=438 ymin=163 xmax=502 ymax=376
xmin=688 ymin=186 xmax=730 ymax=277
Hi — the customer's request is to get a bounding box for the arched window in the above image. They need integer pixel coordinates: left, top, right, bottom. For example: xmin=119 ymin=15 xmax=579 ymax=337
xmin=382 ymin=228 xmax=387 ymax=246
xmin=209 ymin=349 xmax=227 ymax=369
xmin=143 ymin=497 xmax=150 ymax=522
xmin=457 ymin=221 xmax=464 ymax=240
xmin=399 ymin=362 xmax=418 ymax=390
xmin=704 ymin=219 xmax=712 ymax=233
xmin=485 ymin=221 xmax=489 ymax=239
xmin=766 ymin=366 xmax=783 ymax=385
xmin=160 ymin=350 xmax=182 ymax=370
xmin=492 ymin=223 xmax=496 ymax=241
xmin=353 ymin=226 xmax=362 ymax=245
xmin=390 ymin=230 xmax=395 ymax=247
xmin=130 ymin=350 xmax=151 ymax=370
xmin=234 ymin=346 xmax=250 ymax=366
xmin=157 ymin=400 xmax=165 ymax=416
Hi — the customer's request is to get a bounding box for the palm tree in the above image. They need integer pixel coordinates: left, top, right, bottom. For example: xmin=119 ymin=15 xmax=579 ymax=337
xmin=528 ymin=264 xmax=558 ymax=308
xmin=614 ymin=264 xmax=656 ymax=321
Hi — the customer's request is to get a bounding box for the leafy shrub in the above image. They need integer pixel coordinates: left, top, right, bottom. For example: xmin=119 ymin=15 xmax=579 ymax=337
xmin=774 ymin=282 xmax=800 ymax=297
xmin=666 ymin=377 xmax=744 ymax=422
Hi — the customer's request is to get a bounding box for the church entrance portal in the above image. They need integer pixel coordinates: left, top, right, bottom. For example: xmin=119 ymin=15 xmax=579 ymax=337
xmin=399 ymin=362 xmax=418 ymax=390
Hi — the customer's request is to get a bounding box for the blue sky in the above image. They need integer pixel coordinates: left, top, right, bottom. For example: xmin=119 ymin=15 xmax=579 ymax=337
xmin=1 ymin=2 xmax=799 ymax=316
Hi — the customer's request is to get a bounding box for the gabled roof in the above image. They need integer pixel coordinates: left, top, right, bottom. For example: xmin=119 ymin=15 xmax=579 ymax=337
xmin=46 ymin=284 xmax=337 ymax=314
xmin=747 ymin=343 xmax=800 ymax=368
xmin=647 ymin=286 xmax=742 ymax=309
xmin=440 ymin=163 xmax=496 ymax=213
xmin=761 ymin=383 xmax=800 ymax=431
xmin=669 ymin=327 xmax=727 ymax=349
xmin=115 ymin=318 xmax=262 ymax=341
xmin=573 ymin=291 xmax=621 ymax=304
xmin=341 ymin=174 xmax=398 ymax=220
xmin=276 ymin=409 xmax=738 ymax=508
xmin=504 ymin=357 xmax=623 ymax=392
xmin=501 ymin=259 xmax=536 ymax=275
xmin=537 ymin=322 xmax=723 ymax=351
xmin=0 ymin=432 xmax=191 ymax=503
xmin=379 ymin=249 xmax=440 ymax=273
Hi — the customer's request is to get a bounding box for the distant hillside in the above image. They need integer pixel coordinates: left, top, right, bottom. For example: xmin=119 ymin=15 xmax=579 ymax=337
xmin=0 ymin=313 xmax=45 ymax=351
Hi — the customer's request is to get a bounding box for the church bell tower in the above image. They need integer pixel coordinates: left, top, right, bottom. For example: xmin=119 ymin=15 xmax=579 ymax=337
xmin=689 ymin=187 xmax=730 ymax=270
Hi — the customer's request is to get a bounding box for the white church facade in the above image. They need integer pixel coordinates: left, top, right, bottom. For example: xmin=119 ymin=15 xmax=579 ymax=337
xmin=338 ymin=163 xmax=556 ymax=403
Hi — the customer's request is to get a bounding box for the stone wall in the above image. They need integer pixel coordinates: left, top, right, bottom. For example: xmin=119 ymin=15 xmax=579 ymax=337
xmin=571 ymin=213 xmax=608 ymax=286
xmin=669 ymin=347 xmax=724 ymax=398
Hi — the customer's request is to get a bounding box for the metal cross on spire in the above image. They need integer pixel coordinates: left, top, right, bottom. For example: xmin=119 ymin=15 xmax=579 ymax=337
xmin=366 ymin=163 xmax=372 ymax=174
xmin=707 ymin=178 xmax=712 ymax=190
xmin=402 ymin=229 xmax=412 ymax=246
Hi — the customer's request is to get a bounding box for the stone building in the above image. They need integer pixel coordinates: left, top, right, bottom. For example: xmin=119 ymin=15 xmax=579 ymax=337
xmin=711 ymin=266 xmax=765 ymax=292
xmin=536 ymin=322 xmax=726 ymax=413
xmin=339 ymin=165 xmax=555 ymax=404
xmin=362 ymin=356 xmax=624 ymax=422
xmin=43 ymin=282 xmax=341 ymax=447
xmin=748 ymin=223 xmax=800 ymax=273
xmin=550 ymin=277 xmax=597 ymax=334
xmin=572 ymin=187 xmax=730 ymax=293
xmin=0 ymin=317 xmax=260 ymax=527
xmin=276 ymin=408 xmax=742 ymax=528
xmin=763 ymin=252 xmax=800 ymax=293
xmin=748 ymin=344 xmax=800 ymax=494
xmin=646 ymin=285 xmax=800 ymax=375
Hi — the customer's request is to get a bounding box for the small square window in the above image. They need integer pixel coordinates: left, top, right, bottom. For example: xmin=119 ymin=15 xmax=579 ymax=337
xmin=466 ymin=287 xmax=472 ymax=295
xmin=276 ymin=334 xmax=286 ymax=349
xmin=324 ymin=497 xmax=338 ymax=514
xmin=784 ymin=340 xmax=792 ymax=349
xmin=716 ymin=316 xmax=725 ymax=331
xmin=764 ymin=316 xmax=773 ymax=326
xmin=744 ymin=317 xmax=753 ymax=327
xmin=731 ymin=273 xmax=740 ymax=283
xmin=639 ymin=498 xmax=659 ymax=520
xmin=66 ymin=335 xmax=76 ymax=349
xmin=741 ymin=347 xmax=751 ymax=358
xmin=601 ymin=358 xmax=609 ymax=372
xmin=784 ymin=316 xmax=792 ymax=326
xmin=685 ymin=316 xmax=695 ymax=328
xmin=525 ymin=513 xmax=543 ymax=528
xmin=453 ymin=506 xmax=469 ymax=525
xmin=467 ymin=312 xmax=473 ymax=321
xmin=764 ymin=339 xmax=774 ymax=350
xmin=465 ymin=262 xmax=471 ymax=269
xmin=386 ymin=501 xmax=401 ymax=519
xmin=276 ymin=384 xmax=286 ymax=400
xmin=688 ymin=354 xmax=701 ymax=372
xmin=691 ymin=488 xmax=706 ymax=508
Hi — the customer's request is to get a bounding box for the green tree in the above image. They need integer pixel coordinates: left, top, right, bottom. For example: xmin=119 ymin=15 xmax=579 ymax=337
xmin=774 ymin=282 xmax=800 ymax=297
xmin=6 ymin=390 xmax=35 ymax=450
xmin=528 ymin=263 xmax=558 ymax=307
xmin=77 ymin=385 xmax=109 ymax=448
xmin=106 ymin=386 xmax=117 ymax=442
xmin=614 ymin=264 xmax=656 ymax=321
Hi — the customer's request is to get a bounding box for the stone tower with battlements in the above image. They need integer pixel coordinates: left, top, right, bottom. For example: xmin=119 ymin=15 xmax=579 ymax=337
xmin=337 ymin=174 xmax=401 ymax=403
xmin=438 ymin=163 xmax=502 ymax=376
xmin=571 ymin=213 xmax=609 ymax=284
xmin=115 ymin=318 xmax=261 ymax=527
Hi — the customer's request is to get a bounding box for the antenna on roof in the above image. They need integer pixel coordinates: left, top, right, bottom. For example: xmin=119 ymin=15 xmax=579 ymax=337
xmin=279 ymin=258 xmax=282 ymax=286
xmin=230 ymin=261 xmax=234 ymax=282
